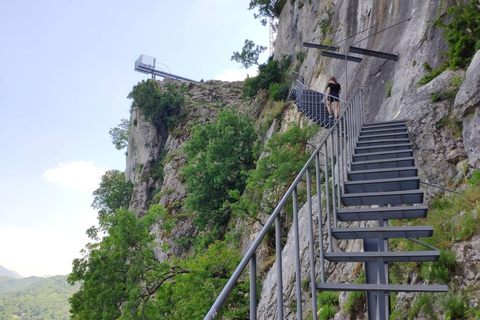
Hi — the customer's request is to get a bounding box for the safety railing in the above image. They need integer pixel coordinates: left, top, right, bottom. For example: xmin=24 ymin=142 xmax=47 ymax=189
xmin=204 ymin=74 xmax=365 ymax=320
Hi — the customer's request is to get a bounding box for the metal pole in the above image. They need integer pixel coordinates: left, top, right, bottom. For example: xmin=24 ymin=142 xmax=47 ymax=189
xmin=316 ymin=154 xmax=326 ymax=283
xmin=275 ymin=215 xmax=284 ymax=319
xmin=250 ymin=253 xmax=257 ymax=320
xmin=324 ymin=142 xmax=332 ymax=251
xmin=292 ymin=188 xmax=303 ymax=320
xmin=306 ymin=169 xmax=317 ymax=319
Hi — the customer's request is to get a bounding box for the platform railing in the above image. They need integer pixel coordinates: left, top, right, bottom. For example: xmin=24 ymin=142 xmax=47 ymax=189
xmin=204 ymin=76 xmax=365 ymax=320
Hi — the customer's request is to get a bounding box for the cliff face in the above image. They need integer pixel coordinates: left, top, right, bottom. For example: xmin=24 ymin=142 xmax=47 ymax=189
xmin=274 ymin=0 xmax=479 ymax=187
xmin=123 ymin=0 xmax=480 ymax=318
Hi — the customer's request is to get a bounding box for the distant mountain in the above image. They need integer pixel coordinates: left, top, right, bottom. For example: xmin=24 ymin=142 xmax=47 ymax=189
xmin=0 ymin=265 xmax=22 ymax=279
xmin=0 ymin=275 xmax=79 ymax=320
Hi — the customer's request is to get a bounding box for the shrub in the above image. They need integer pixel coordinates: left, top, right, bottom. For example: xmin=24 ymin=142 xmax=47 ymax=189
xmin=420 ymin=250 xmax=457 ymax=283
xmin=242 ymin=56 xmax=291 ymax=99
xmin=318 ymin=304 xmax=337 ymax=320
xmin=268 ymin=82 xmax=289 ymax=101
xmin=436 ymin=0 xmax=480 ymax=69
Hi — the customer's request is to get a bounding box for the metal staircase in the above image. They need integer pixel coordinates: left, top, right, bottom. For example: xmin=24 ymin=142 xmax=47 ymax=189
xmin=204 ymin=75 xmax=447 ymax=320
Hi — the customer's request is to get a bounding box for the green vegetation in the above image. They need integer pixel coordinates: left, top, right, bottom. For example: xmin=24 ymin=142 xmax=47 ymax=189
xmin=386 ymin=81 xmax=393 ymax=98
xmin=68 ymin=206 xmax=250 ymax=320
xmin=242 ymin=56 xmax=291 ymax=99
xmin=230 ymin=124 xmax=317 ymax=224
xmin=430 ymin=75 xmax=464 ymax=103
xmin=317 ymin=291 xmax=339 ymax=320
xmin=418 ymin=1 xmax=480 ymax=85
xmin=109 ymin=118 xmax=130 ymax=150
xmin=128 ymin=80 xmax=185 ymax=130
xmin=436 ymin=0 xmax=480 ymax=69
xmin=0 ymin=275 xmax=79 ymax=320
xmin=389 ymin=172 xmax=480 ymax=318
xmin=182 ymin=110 xmax=257 ymax=239
xmin=231 ymin=39 xmax=267 ymax=69
xmin=248 ymin=0 xmax=286 ymax=25
xmin=91 ymin=170 xmax=133 ymax=223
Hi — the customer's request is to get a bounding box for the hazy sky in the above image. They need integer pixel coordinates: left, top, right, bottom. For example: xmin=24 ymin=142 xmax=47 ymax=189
xmin=0 ymin=0 xmax=268 ymax=277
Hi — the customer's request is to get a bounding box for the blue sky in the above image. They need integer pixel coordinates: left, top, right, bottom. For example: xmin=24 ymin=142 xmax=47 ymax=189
xmin=0 ymin=0 xmax=268 ymax=277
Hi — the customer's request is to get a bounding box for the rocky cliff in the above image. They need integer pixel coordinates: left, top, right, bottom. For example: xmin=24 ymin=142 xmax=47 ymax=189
xmin=123 ymin=1 xmax=480 ymax=319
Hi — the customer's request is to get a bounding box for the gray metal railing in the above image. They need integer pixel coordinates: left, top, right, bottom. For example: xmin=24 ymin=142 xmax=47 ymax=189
xmin=204 ymin=74 xmax=365 ymax=320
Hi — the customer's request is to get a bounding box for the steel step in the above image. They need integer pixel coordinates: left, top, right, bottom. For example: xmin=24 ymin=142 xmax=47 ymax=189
xmin=315 ymin=283 xmax=447 ymax=293
xmin=324 ymin=251 xmax=440 ymax=263
xmin=363 ymin=120 xmax=407 ymax=127
xmin=356 ymin=138 xmax=411 ymax=147
xmin=344 ymin=177 xmax=420 ymax=193
xmin=331 ymin=226 xmax=433 ymax=239
xmin=362 ymin=123 xmax=407 ymax=132
xmin=358 ymin=132 xmax=409 ymax=141
xmin=341 ymin=189 xmax=424 ymax=206
xmin=355 ymin=143 xmax=412 ymax=154
xmin=347 ymin=167 xmax=418 ymax=181
xmin=351 ymin=157 xmax=415 ymax=171
xmin=337 ymin=205 xmax=428 ymax=222
xmin=353 ymin=149 xmax=413 ymax=162
xmin=360 ymin=128 xmax=407 ymax=136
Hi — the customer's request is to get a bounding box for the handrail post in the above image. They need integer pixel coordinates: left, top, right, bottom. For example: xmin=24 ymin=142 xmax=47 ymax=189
xmin=293 ymin=187 xmax=303 ymax=320
xmin=306 ymin=169 xmax=318 ymax=319
xmin=250 ymin=253 xmax=257 ymax=320
xmin=275 ymin=215 xmax=284 ymax=319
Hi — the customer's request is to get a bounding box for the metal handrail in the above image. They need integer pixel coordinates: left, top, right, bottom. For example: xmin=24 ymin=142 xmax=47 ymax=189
xmin=204 ymin=74 xmax=365 ymax=320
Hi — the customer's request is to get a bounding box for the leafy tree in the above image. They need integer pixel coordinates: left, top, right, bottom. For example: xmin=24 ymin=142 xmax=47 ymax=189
xmin=69 ymin=206 xmax=250 ymax=320
xmin=68 ymin=206 xmax=187 ymax=320
xmin=91 ymin=170 xmax=133 ymax=224
xmin=436 ymin=0 xmax=480 ymax=69
xmin=109 ymin=118 xmax=130 ymax=150
xmin=243 ymin=56 xmax=291 ymax=99
xmin=249 ymin=0 xmax=287 ymax=25
xmin=183 ymin=110 xmax=257 ymax=232
xmin=128 ymin=80 xmax=184 ymax=130
xmin=231 ymin=124 xmax=316 ymax=222
xmin=231 ymin=39 xmax=267 ymax=69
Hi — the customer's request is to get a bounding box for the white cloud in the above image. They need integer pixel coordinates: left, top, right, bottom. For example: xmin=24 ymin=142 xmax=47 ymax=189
xmin=215 ymin=67 xmax=260 ymax=82
xmin=43 ymin=161 xmax=109 ymax=193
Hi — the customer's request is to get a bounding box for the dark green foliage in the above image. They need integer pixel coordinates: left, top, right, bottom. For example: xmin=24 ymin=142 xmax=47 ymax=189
xmin=468 ymin=169 xmax=480 ymax=186
xmin=420 ymin=250 xmax=458 ymax=283
xmin=68 ymin=207 xmax=170 ymax=320
xmin=317 ymin=291 xmax=339 ymax=320
xmin=231 ymin=39 xmax=267 ymax=69
xmin=0 ymin=275 xmax=79 ymax=320
xmin=417 ymin=65 xmax=447 ymax=85
xmin=183 ymin=110 xmax=257 ymax=232
xmin=407 ymin=294 xmax=436 ymax=320
xmin=128 ymin=80 xmax=184 ymax=129
xmin=109 ymin=118 xmax=130 ymax=150
xmin=242 ymin=56 xmax=291 ymax=99
xmin=69 ymin=205 xmax=249 ymax=320
xmin=436 ymin=0 xmax=480 ymax=69
xmin=248 ymin=0 xmax=287 ymax=25
xmin=91 ymin=170 xmax=133 ymax=225
xmin=268 ymin=82 xmax=289 ymax=101
xmin=231 ymin=124 xmax=316 ymax=222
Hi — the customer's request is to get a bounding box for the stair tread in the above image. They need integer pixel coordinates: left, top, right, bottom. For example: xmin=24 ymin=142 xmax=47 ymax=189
xmin=355 ymin=143 xmax=412 ymax=151
xmin=352 ymin=156 xmax=415 ymax=166
xmin=348 ymin=166 xmax=418 ymax=175
xmin=337 ymin=204 xmax=429 ymax=221
xmin=356 ymin=138 xmax=411 ymax=147
xmin=315 ymin=283 xmax=447 ymax=293
xmin=342 ymin=189 xmax=424 ymax=197
xmin=354 ymin=149 xmax=413 ymax=157
xmin=363 ymin=120 xmax=407 ymax=127
xmin=360 ymin=128 xmax=408 ymax=136
xmin=324 ymin=250 xmax=440 ymax=262
xmin=331 ymin=226 xmax=433 ymax=239
xmin=345 ymin=176 xmax=420 ymax=185
xmin=358 ymin=132 xmax=409 ymax=140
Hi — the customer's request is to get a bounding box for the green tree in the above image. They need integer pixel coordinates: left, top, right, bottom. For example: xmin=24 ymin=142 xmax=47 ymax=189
xmin=249 ymin=0 xmax=287 ymax=25
xmin=91 ymin=170 xmax=133 ymax=224
xmin=109 ymin=118 xmax=130 ymax=150
xmin=183 ymin=110 xmax=257 ymax=232
xmin=231 ymin=124 xmax=316 ymax=222
xmin=68 ymin=206 xmax=187 ymax=320
xmin=128 ymin=80 xmax=184 ymax=132
xmin=436 ymin=0 xmax=480 ymax=69
xmin=231 ymin=39 xmax=267 ymax=69
xmin=243 ymin=56 xmax=291 ymax=99
xmin=69 ymin=206 xmax=249 ymax=320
